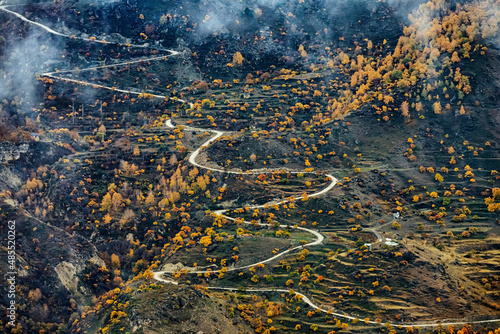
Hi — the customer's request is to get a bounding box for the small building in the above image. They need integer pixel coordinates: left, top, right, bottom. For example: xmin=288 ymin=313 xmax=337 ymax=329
xmin=384 ymin=238 xmax=398 ymax=247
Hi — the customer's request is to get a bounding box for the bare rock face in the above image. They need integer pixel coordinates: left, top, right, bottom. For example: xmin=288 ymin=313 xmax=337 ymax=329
xmin=161 ymin=262 xmax=185 ymax=272
xmin=54 ymin=255 xmax=106 ymax=293
xmin=0 ymin=166 xmax=22 ymax=189
xmin=89 ymin=254 xmax=106 ymax=268
xmin=54 ymin=261 xmax=78 ymax=291
xmin=0 ymin=141 xmax=29 ymax=163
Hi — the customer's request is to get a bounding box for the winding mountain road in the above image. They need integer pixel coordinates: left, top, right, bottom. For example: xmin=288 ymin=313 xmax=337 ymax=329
xmin=0 ymin=5 xmax=178 ymax=51
xmin=156 ymin=120 xmax=333 ymax=274
xmin=2 ymin=5 xmax=498 ymax=329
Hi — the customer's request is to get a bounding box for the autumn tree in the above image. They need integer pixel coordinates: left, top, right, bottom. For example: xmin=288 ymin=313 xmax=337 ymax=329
xmin=433 ymin=101 xmax=442 ymax=114
xmin=145 ymin=191 xmax=155 ymax=206
xmin=103 ymin=213 xmax=112 ymax=224
xmin=169 ymin=154 xmax=178 ymax=165
xmin=133 ymin=145 xmax=140 ymax=156
xmin=195 ymin=81 xmax=209 ymax=91
xmin=111 ymin=254 xmax=121 ymax=269
xmin=28 ymin=288 xmax=42 ymax=301
xmin=112 ymin=192 xmax=123 ymax=211
xmin=97 ymin=124 xmax=106 ymax=141
xmin=233 ymin=52 xmax=244 ymax=66
xmin=401 ymin=101 xmax=410 ymax=119
xmin=100 ymin=193 xmax=113 ymax=211
xmin=298 ymin=44 xmax=308 ymax=58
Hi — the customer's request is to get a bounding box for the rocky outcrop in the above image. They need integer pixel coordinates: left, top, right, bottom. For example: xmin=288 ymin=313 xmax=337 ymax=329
xmin=0 ymin=166 xmax=22 ymax=189
xmin=54 ymin=261 xmax=78 ymax=291
xmin=0 ymin=141 xmax=29 ymax=163
xmin=161 ymin=262 xmax=186 ymax=272
xmin=54 ymin=254 xmax=106 ymax=293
